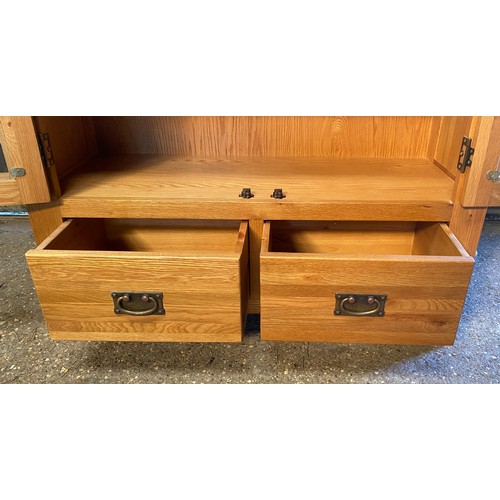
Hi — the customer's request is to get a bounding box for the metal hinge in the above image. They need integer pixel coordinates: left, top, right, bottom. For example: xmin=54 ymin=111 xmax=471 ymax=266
xmin=457 ymin=136 xmax=474 ymax=173
xmin=38 ymin=132 xmax=55 ymax=168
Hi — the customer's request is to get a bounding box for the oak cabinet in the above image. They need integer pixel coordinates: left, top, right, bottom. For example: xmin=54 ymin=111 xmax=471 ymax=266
xmin=1 ymin=116 xmax=499 ymax=345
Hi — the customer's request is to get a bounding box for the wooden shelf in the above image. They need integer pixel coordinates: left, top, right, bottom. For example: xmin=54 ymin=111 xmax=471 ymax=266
xmin=59 ymin=155 xmax=455 ymax=221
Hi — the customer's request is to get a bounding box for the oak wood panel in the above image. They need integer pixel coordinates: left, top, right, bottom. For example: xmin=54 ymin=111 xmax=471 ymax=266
xmin=35 ymin=116 xmax=99 ymax=179
xmin=59 ymin=155 xmax=455 ymax=221
xmin=43 ymin=219 xmax=245 ymax=253
xmin=93 ymin=117 xmax=436 ymax=158
xmin=0 ymin=173 xmax=22 ymax=205
xmin=434 ymin=116 xmax=472 ymax=178
xmin=60 ymin=198 xmax=453 ymax=222
xmin=449 ymin=205 xmax=488 ymax=256
xmin=248 ymin=220 xmax=263 ymax=314
xmin=269 ymin=221 xmax=417 ymax=255
xmin=461 ymin=116 xmax=500 ymax=207
xmin=41 ymin=218 xmax=108 ymax=250
xmin=449 ymin=117 xmax=490 ymax=254
xmin=0 ymin=117 xmax=51 ymax=204
xmin=104 ymin=219 xmax=244 ymax=253
xmin=260 ymin=257 xmax=473 ymax=345
xmin=260 ymin=222 xmax=473 ymax=345
xmin=26 ymin=222 xmax=248 ymax=342
xmin=238 ymin=222 xmax=250 ymax=326
xmin=26 ymin=203 xmax=64 ymax=245
xmin=412 ymin=223 xmax=466 ymax=257
xmin=489 ymin=186 xmax=500 ymax=206
xmin=426 ymin=117 xmax=442 ymax=161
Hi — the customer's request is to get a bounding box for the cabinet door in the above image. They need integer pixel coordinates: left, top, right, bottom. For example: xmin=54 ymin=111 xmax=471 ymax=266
xmin=0 ymin=116 xmax=52 ymax=206
xmin=459 ymin=116 xmax=500 ymax=208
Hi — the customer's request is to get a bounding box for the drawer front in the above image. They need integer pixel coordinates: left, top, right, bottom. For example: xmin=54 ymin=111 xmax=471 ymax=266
xmin=26 ymin=220 xmax=248 ymax=342
xmin=260 ymin=222 xmax=474 ymax=345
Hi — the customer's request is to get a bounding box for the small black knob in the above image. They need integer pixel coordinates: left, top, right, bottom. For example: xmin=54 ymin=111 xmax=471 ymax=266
xmin=271 ymin=188 xmax=285 ymax=199
xmin=239 ymin=188 xmax=254 ymax=199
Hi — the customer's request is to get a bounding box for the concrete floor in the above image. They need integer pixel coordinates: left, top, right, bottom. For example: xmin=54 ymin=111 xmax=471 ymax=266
xmin=0 ymin=216 xmax=498 ymax=384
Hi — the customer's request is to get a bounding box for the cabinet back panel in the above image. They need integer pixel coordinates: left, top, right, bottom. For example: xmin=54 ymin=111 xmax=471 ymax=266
xmin=92 ymin=117 xmax=436 ymax=158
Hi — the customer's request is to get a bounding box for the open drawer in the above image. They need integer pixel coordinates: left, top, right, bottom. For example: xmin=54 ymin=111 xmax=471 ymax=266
xmin=260 ymin=221 xmax=474 ymax=345
xmin=26 ymin=219 xmax=248 ymax=342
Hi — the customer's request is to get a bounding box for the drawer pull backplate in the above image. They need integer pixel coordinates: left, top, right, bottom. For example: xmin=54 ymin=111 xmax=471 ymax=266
xmin=334 ymin=293 xmax=387 ymax=317
xmin=112 ymin=292 xmax=165 ymax=316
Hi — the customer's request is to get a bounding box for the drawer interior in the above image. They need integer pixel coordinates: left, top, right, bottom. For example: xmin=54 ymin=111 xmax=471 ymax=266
xmin=264 ymin=221 xmax=469 ymax=257
xmin=40 ymin=218 xmax=245 ymax=254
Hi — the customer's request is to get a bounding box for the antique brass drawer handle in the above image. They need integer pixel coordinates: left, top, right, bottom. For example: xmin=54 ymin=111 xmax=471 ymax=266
xmin=111 ymin=292 xmax=165 ymax=316
xmin=334 ymin=293 xmax=387 ymax=317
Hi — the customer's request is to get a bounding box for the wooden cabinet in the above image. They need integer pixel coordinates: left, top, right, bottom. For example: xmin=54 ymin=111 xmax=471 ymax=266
xmin=1 ymin=116 xmax=499 ymax=345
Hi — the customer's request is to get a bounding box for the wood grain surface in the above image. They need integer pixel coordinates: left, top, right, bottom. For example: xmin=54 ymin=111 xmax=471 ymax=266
xmin=0 ymin=117 xmax=51 ymax=204
xmin=27 ymin=220 xmax=249 ymax=342
xmin=461 ymin=116 xmax=500 ymax=207
xmin=93 ymin=117 xmax=436 ymax=158
xmin=489 ymin=186 xmax=500 ymax=206
xmin=248 ymin=220 xmax=263 ymax=313
xmin=59 ymin=155 xmax=455 ymax=221
xmin=26 ymin=203 xmax=64 ymax=245
xmin=449 ymin=205 xmax=488 ymax=256
xmin=268 ymin=221 xmax=417 ymax=255
xmin=0 ymin=173 xmax=22 ymax=204
xmin=260 ymin=221 xmax=473 ymax=345
xmin=412 ymin=223 xmax=467 ymax=257
xmin=35 ymin=116 xmax=98 ymax=179
xmin=434 ymin=117 xmax=472 ymax=178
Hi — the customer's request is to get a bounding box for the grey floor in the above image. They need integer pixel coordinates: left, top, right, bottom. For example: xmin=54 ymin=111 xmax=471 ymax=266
xmin=0 ymin=216 xmax=498 ymax=384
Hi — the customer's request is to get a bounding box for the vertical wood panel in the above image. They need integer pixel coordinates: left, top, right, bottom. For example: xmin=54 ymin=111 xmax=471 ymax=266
xmin=434 ymin=116 xmax=473 ymax=177
xmin=0 ymin=173 xmax=22 ymax=205
xmin=27 ymin=203 xmax=64 ymax=245
xmin=449 ymin=205 xmax=487 ymax=256
xmin=426 ymin=117 xmax=442 ymax=161
xmin=0 ymin=117 xmax=51 ymax=204
xmin=461 ymin=116 xmax=500 ymax=207
xmin=489 ymin=186 xmax=500 ymax=206
xmin=248 ymin=219 xmax=263 ymax=314
xmin=449 ymin=118 xmax=487 ymax=255
xmin=36 ymin=116 xmax=99 ymax=178
xmin=93 ymin=117 xmax=435 ymax=158
xmin=0 ymin=121 xmax=22 ymax=205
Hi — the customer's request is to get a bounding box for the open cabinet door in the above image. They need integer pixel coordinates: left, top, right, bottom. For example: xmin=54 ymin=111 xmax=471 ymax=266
xmin=0 ymin=142 xmax=22 ymax=205
xmin=0 ymin=116 xmax=52 ymax=206
xmin=459 ymin=116 xmax=500 ymax=208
